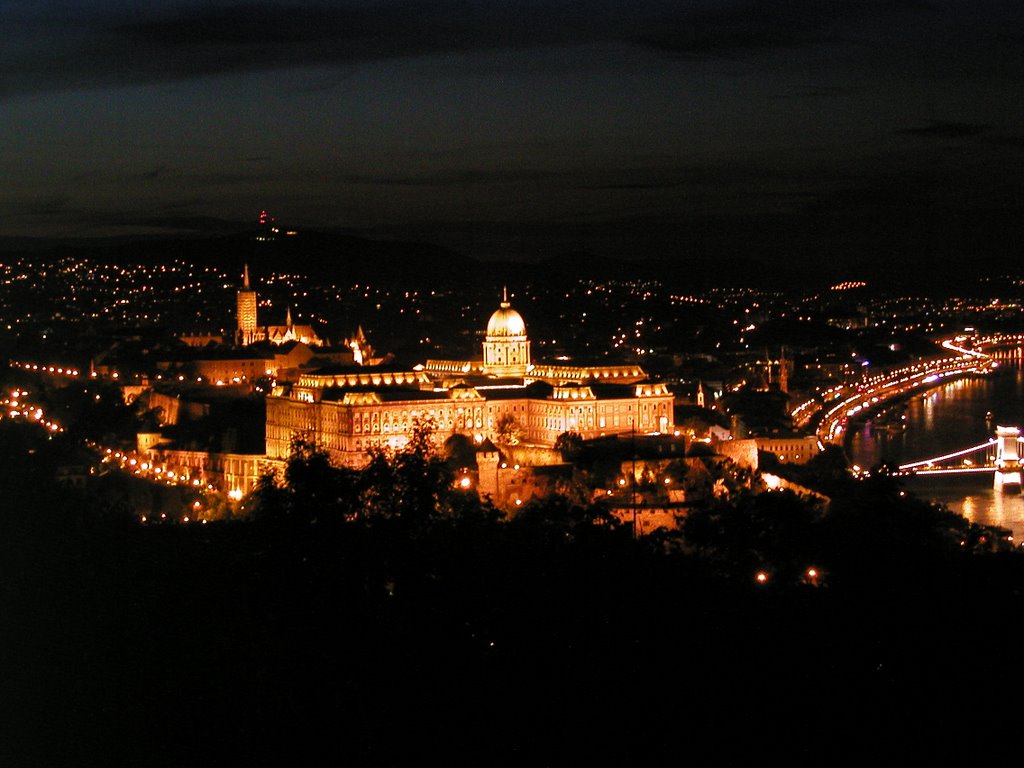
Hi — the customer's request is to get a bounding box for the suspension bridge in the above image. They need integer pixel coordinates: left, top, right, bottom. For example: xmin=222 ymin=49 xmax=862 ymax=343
xmin=896 ymin=426 xmax=1023 ymax=489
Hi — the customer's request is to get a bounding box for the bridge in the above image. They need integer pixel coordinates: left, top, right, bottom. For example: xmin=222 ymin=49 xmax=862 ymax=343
xmin=896 ymin=426 xmax=1023 ymax=490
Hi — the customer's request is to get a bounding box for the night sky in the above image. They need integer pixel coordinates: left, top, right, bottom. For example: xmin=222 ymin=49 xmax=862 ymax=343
xmin=3 ymin=1 xmax=1023 ymax=263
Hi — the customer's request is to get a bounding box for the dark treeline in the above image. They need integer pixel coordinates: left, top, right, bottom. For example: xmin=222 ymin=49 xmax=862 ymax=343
xmin=4 ymin=421 xmax=1024 ymax=765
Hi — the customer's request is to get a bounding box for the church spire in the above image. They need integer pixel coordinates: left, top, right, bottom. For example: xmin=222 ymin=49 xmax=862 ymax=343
xmin=501 ymin=285 xmax=509 ymax=307
xmin=778 ymin=345 xmax=789 ymax=394
xmin=285 ymin=306 xmax=293 ymax=327
xmin=236 ymin=264 xmax=258 ymax=346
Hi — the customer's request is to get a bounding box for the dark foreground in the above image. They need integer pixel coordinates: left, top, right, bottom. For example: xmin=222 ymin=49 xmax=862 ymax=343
xmin=5 ymin=478 xmax=1024 ymax=768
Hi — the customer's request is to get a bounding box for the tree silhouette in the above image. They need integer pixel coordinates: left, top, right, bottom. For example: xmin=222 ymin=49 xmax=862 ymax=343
xmin=682 ymin=488 xmax=825 ymax=581
xmin=554 ymin=431 xmax=584 ymax=461
xmin=495 ymin=413 xmax=523 ymax=446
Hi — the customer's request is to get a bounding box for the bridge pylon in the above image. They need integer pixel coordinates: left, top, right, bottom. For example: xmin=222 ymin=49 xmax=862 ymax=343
xmin=994 ymin=426 xmax=1021 ymax=490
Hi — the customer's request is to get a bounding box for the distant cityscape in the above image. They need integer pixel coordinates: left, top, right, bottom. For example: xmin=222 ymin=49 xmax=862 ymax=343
xmin=8 ymin=2 xmax=1024 ymax=760
xmin=3 ymin=217 xmax=1024 ymax=531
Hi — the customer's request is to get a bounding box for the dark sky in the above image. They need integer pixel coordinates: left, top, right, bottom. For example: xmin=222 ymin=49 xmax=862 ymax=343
xmin=3 ymin=1 xmax=1023 ymax=262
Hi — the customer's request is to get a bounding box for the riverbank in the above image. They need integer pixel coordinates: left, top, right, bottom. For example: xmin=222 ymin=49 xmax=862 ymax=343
xmin=848 ymin=360 xmax=1024 ymax=538
xmin=839 ymin=369 xmax=989 ymax=453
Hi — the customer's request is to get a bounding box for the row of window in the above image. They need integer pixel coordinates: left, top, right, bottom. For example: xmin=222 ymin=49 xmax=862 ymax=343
xmin=271 ymin=397 xmax=674 ymax=443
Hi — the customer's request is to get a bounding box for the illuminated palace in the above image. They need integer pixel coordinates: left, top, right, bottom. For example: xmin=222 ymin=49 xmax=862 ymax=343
xmin=266 ymin=290 xmax=675 ymax=466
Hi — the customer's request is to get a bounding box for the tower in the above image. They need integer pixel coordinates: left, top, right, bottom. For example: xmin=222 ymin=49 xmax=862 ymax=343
xmin=778 ymin=346 xmax=789 ymax=394
xmin=994 ymin=425 xmax=1021 ymax=490
xmin=348 ymin=326 xmax=370 ymax=365
xmin=236 ymin=264 xmax=258 ymax=346
xmin=482 ymin=288 xmax=531 ymax=378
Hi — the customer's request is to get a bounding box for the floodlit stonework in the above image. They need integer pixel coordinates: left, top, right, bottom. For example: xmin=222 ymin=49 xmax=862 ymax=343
xmin=265 ymin=291 xmax=675 ymax=466
xmin=235 ymin=264 xmax=325 ymax=348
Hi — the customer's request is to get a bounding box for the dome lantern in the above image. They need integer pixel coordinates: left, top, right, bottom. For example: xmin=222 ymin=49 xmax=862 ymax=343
xmin=482 ymin=288 xmax=531 ymax=376
xmin=486 ymin=287 xmax=526 ymax=339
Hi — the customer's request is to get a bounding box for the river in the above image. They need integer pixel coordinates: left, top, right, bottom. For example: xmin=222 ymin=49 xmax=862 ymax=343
xmin=847 ymin=350 xmax=1024 ymax=538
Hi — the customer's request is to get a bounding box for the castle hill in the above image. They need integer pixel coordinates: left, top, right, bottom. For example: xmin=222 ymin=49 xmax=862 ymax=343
xmin=4 ymin=224 xmax=1024 ymax=763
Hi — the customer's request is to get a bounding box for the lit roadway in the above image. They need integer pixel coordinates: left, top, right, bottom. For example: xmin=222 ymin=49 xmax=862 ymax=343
xmin=1 ymin=385 xmax=218 ymax=523
xmin=800 ymin=336 xmax=997 ymax=446
xmin=9 ymin=358 xmax=251 ymax=388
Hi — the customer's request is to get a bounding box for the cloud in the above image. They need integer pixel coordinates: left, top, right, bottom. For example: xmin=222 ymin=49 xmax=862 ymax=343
xmin=774 ymin=85 xmax=862 ymax=100
xmin=335 ymin=167 xmax=572 ymax=187
xmin=0 ymin=2 xmax=574 ymax=98
xmin=0 ymin=1 xmax=948 ymax=99
xmin=986 ymin=135 xmax=1024 ymax=148
xmin=633 ymin=0 xmax=936 ymax=57
xmin=8 ymin=195 xmax=74 ymax=218
xmin=107 ymin=214 xmax=246 ymax=232
xmin=895 ymin=121 xmax=994 ymax=139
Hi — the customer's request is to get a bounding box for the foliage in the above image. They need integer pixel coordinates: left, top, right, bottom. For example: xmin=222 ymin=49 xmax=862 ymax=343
xmin=246 ymin=436 xmax=359 ymax=524
xmin=136 ymin=404 xmax=165 ymax=432
xmin=495 ymin=413 xmax=523 ymax=446
xmin=674 ymin=408 xmax=728 ymax=435
xmin=442 ymin=433 xmax=477 ymax=471
xmin=554 ymin=431 xmax=584 ymax=461
xmin=508 ymin=492 xmax=623 ymax=546
xmin=552 ymin=467 xmax=595 ymax=506
xmin=240 ymin=413 xmax=1022 ymax=595
xmin=663 ymin=458 xmax=691 ymax=484
xmin=245 ymin=469 xmax=289 ymax=520
xmin=250 ymin=418 xmax=501 ymax=533
xmin=685 ymin=441 xmax=715 ymax=458
xmin=41 ymin=379 xmax=143 ymax=445
xmin=821 ymin=469 xmax=1014 ymax=575
xmin=763 ymin=444 xmax=852 ymax=496
xmin=672 ymin=456 xmax=752 ymax=504
xmin=679 ymin=463 xmax=1015 ymax=586
xmin=683 ymin=488 xmax=826 ymax=580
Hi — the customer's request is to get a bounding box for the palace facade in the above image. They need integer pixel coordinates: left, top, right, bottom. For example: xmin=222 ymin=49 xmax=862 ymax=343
xmin=265 ymin=292 xmax=675 ymax=466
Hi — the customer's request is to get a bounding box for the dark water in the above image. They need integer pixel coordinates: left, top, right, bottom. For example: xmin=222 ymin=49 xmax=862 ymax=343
xmin=847 ymin=353 xmax=1024 ymax=537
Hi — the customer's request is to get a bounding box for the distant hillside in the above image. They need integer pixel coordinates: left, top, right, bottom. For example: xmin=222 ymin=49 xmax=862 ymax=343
xmin=0 ymin=224 xmax=1015 ymax=295
xmin=0 ymin=230 xmax=483 ymax=287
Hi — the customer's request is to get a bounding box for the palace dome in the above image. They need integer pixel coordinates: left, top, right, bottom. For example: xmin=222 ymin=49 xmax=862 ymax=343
xmin=486 ymin=296 xmax=526 ymax=338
